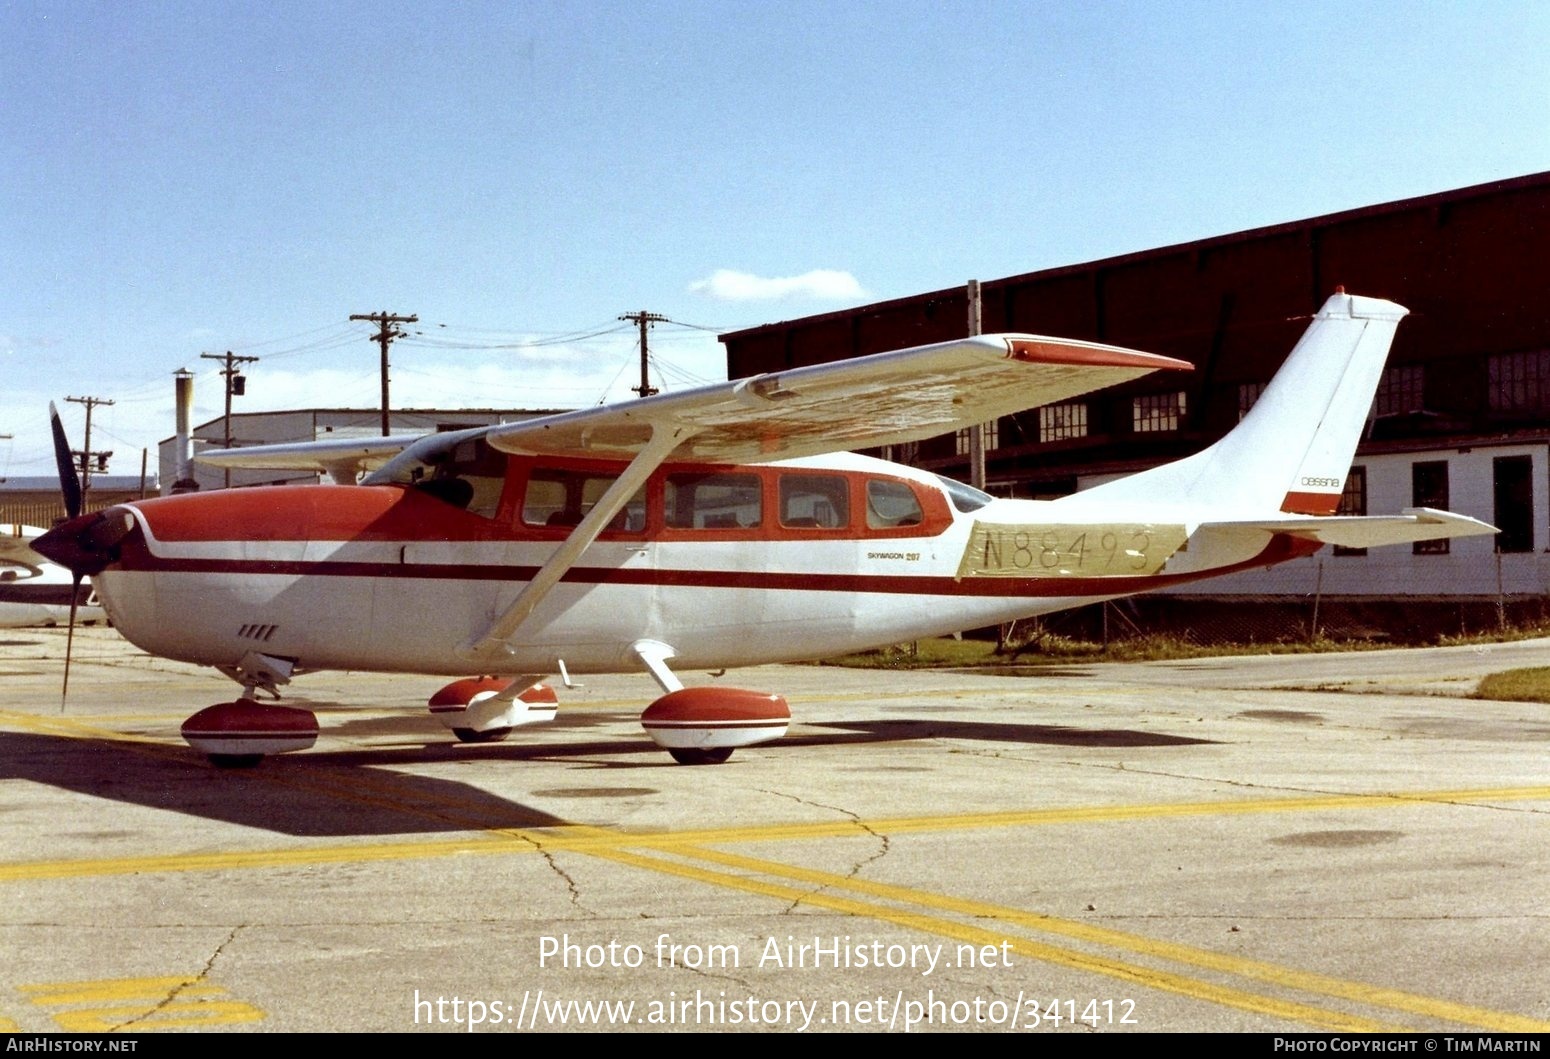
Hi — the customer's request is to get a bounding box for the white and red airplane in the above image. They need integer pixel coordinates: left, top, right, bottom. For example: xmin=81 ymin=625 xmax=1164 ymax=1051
xmin=35 ymin=291 xmax=1494 ymax=766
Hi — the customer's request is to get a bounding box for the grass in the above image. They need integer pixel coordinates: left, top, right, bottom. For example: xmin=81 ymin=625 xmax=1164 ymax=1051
xmin=821 ymin=632 xmax=1387 ymax=670
xmin=1471 ymin=667 xmax=1550 ymax=704
xmin=821 ymin=624 xmax=1550 ymax=672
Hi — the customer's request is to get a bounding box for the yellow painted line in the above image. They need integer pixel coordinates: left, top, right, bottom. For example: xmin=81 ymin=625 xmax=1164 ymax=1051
xmin=0 ymin=710 xmax=167 ymax=748
xmin=0 ymin=1017 xmax=17 ymax=1031
xmin=18 ymin=976 xmax=266 ymax=1031
xmin=678 ymin=845 xmax=1550 ymax=1034
xmin=20 ymin=977 xmax=223 ymax=1005
xmin=584 ymin=842 xmax=1402 ymax=1033
xmin=53 ymin=999 xmax=264 ymax=1032
xmin=5 ymin=785 xmax=1549 ymax=883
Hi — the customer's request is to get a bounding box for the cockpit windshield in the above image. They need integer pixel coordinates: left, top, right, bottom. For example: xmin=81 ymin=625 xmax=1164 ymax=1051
xmin=362 ymin=428 xmax=507 ymax=518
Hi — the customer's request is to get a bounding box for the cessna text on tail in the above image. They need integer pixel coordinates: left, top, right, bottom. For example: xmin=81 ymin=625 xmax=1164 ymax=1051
xmin=35 ymin=291 xmax=1494 ymax=766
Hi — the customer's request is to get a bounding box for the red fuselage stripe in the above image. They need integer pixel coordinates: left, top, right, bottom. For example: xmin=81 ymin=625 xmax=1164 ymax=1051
xmin=110 ymin=535 xmax=1320 ymax=599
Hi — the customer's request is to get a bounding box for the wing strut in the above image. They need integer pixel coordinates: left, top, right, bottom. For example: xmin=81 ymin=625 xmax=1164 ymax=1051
xmin=457 ymin=424 xmax=694 ymax=662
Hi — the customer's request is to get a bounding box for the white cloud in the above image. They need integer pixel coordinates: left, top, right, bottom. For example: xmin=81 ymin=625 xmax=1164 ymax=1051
xmin=688 ymin=268 xmax=866 ymax=303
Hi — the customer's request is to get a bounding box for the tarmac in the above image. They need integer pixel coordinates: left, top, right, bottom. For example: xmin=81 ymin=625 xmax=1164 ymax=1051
xmin=2 ymin=626 xmax=1549 ymax=1034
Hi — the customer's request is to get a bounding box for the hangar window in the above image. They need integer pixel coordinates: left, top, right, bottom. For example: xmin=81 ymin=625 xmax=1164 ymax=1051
xmin=1488 ymin=350 xmax=1550 ymax=414
xmin=1038 ymin=402 xmax=1088 ymax=442
xmin=1133 ymin=392 xmax=1186 ymax=433
xmin=1376 ymin=365 xmax=1425 ymax=416
xmin=666 ymin=473 xmax=762 ymax=530
xmin=1333 ymin=466 xmax=1367 ymax=557
xmin=1412 ymin=461 xmax=1450 ymax=555
xmin=1493 ymin=455 xmax=1534 ymax=554
xmin=780 ymin=474 xmax=849 ymax=529
xmin=1238 ymin=383 xmax=1266 ymax=422
xmin=954 ymin=420 xmax=1000 ymax=455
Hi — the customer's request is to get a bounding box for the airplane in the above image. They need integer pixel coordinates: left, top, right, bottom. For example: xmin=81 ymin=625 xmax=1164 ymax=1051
xmin=0 ymin=524 xmax=105 ymax=629
xmin=33 ymin=290 xmax=1496 ymax=767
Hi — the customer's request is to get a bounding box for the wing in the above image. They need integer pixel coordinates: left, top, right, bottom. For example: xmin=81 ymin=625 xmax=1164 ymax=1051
xmin=484 ymin=333 xmax=1191 ymax=462
xmin=0 ymin=524 xmax=47 ymax=573
xmin=194 ymin=435 xmax=421 ymax=484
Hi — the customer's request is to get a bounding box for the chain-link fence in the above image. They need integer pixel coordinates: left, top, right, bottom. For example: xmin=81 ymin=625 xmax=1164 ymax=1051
xmin=998 ymin=594 xmax=1550 ymax=651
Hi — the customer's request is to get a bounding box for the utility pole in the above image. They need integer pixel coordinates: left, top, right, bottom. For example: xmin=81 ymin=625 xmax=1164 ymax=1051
xmin=350 ymin=311 xmax=418 ymax=434
xmin=966 ymin=279 xmax=986 ymax=491
xmin=200 ymin=351 xmax=260 ymax=488
xmin=65 ymin=395 xmax=114 ymax=499
xmin=618 ymin=310 xmax=667 ymax=398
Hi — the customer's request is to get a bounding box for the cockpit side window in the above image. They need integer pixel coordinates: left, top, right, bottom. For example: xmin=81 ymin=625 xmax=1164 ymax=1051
xmin=866 ymin=479 xmax=925 ymax=528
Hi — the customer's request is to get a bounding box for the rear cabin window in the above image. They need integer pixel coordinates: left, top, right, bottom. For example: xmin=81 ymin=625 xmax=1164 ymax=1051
xmin=779 ymin=474 xmax=849 ymax=529
xmin=866 ymin=479 xmax=925 ymax=528
xmin=521 ymin=468 xmax=645 ymax=531
xmin=665 ymin=473 xmax=761 ymax=530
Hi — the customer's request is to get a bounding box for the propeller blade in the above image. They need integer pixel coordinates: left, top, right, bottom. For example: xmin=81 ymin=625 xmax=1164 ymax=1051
xmin=49 ymin=401 xmax=83 ymax=521
xmin=61 ymin=573 xmax=81 ymax=712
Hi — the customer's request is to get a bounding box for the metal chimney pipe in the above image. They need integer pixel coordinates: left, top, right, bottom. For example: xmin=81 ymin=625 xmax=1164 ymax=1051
xmin=172 ymin=369 xmax=199 ymax=493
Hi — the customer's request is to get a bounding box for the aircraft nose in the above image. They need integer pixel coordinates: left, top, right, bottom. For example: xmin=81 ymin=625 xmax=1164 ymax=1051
xmin=32 ymin=508 xmax=136 ymax=577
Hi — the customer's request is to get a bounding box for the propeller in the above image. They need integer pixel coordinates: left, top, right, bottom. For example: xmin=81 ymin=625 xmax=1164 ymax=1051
xmin=38 ymin=403 xmax=128 ymax=709
xmin=49 ymin=401 xmax=82 ymax=521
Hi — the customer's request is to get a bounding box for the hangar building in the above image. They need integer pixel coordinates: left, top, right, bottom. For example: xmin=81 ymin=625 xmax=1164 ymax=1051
xmin=719 ymin=172 xmax=1550 ymax=635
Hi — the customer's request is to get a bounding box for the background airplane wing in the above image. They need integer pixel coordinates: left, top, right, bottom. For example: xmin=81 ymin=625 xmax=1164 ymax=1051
xmin=0 ymin=524 xmax=47 ymax=572
xmin=194 ymin=435 xmax=421 ymax=483
xmin=485 ymin=333 xmax=1191 ymax=462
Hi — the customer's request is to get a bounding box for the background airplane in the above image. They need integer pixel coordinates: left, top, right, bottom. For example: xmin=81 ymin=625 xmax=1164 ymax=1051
xmin=0 ymin=524 xmax=105 ymax=629
xmin=34 ymin=291 xmax=1495 ymax=766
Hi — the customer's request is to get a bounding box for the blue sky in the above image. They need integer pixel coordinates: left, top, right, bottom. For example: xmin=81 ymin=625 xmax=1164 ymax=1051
xmin=4 ymin=0 xmax=1549 ymax=480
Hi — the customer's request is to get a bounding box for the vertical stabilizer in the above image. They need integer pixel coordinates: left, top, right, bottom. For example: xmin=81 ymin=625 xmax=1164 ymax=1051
xmin=1070 ymin=291 xmax=1407 ymax=515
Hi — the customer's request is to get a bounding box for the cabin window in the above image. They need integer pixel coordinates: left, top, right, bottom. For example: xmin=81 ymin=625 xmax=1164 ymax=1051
xmin=866 ymin=479 xmax=924 ymax=528
xmin=665 ymin=473 xmax=761 ymax=530
xmin=521 ymin=468 xmax=645 ymax=531
xmin=779 ymin=474 xmax=849 ymax=529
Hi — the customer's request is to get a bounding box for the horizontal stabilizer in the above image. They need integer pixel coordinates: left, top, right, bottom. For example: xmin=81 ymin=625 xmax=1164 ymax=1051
xmin=1202 ymin=508 xmax=1498 ymax=549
